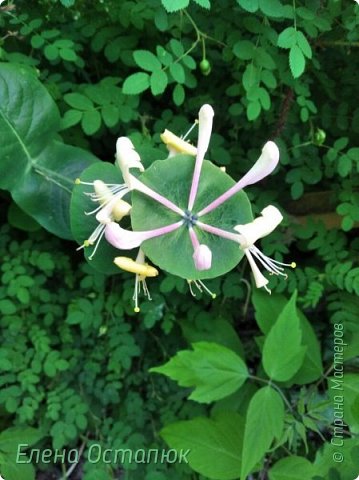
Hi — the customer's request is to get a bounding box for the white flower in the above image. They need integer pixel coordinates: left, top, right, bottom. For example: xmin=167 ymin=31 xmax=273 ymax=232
xmin=75 ymin=179 xmax=131 ymax=259
xmin=115 ymin=137 xmax=144 ymax=189
xmin=234 ymin=205 xmax=296 ymax=293
xmin=114 ymin=249 xmax=159 ymax=312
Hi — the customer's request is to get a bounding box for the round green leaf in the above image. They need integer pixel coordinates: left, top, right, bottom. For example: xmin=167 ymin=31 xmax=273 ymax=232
xmin=150 ymin=70 xmax=168 ymax=96
xmin=70 ymin=162 xmax=130 ymax=274
xmin=81 ymin=110 xmax=102 ymax=135
xmin=173 ymin=83 xmax=185 ymax=106
xmin=122 ymin=72 xmax=150 ymax=95
xmin=101 ymin=104 xmax=120 ymax=128
xmin=131 ymin=154 xmax=253 ymax=280
xmin=133 ymin=50 xmax=162 ymax=72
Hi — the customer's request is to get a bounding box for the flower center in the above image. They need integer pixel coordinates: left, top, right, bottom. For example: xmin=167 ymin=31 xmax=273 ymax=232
xmin=183 ymin=209 xmax=198 ymax=227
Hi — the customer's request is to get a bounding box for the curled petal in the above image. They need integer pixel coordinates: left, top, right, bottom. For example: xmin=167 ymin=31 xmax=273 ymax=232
xmin=105 ymin=220 xmax=184 ymax=250
xmin=193 ymin=244 xmax=212 ymax=271
xmin=234 ymin=205 xmax=283 ymax=249
xmin=236 ymin=141 xmax=279 ymax=189
xmin=196 ymin=104 xmax=215 ymax=161
xmin=244 ymin=249 xmax=270 ymax=292
xmin=198 ymin=141 xmax=280 ymax=217
xmin=116 ymin=137 xmax=144 ymax=188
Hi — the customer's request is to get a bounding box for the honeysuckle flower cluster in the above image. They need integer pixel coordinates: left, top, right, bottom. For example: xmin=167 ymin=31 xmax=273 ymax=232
xmin=75 ymin=104 xmax=295 ymax=312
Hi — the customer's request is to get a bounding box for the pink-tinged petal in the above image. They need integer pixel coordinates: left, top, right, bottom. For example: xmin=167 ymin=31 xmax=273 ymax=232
xmin=234 ymin=205 xmax=283 ymax=248
xmin=188 ymin=104 xmax=215 ymax=210
xmin=193 ymin=244 xmax=212 ymax=271
xmin=198 ymin=141 xmax=280 ymax=217
xmin=105 ymin=221 xmax=184 ymax=250
xmin=95 ymin=188 xmax=130 ymax=224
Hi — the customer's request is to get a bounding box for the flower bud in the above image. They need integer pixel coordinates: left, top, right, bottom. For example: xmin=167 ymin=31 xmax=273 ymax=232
xmin=193 ymin=244 xmax=212 ymax=271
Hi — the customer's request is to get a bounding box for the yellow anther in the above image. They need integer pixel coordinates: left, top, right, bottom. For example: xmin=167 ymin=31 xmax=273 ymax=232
xmin=291 ymin=262 xmax=297 ymax=269
xmin=211 ymin=293 xmax=217 ymax=299
xmin=160 ymin=129 xmax=197 ymax=156
xmin=134 ymin=307 xmax=140 ymax=313
xmin=83 ymin=239 xmax=91 ymax=247
xmin=75 ymin=178 xmax=81 ymax=184
xmin=219 ymin=167 xmax=226 ymax=172
xmin=114 ymin=256 xmax=159 ymax=278
xmin=112 ymin=199 xmax=132 ymax=221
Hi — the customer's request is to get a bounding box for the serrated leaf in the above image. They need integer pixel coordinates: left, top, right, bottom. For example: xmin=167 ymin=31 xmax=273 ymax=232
xmin=61 ymin=109 xmax=83 ymax=129
xmin=269 ymin=456 xmax=316 ymax=480
xmin=296 ymin=31 xmax=312 ymax=59
xmin=122 ymin=72 xmax=150 ymax=95
xmin=233 ymin=40 xmax=255 ymax=60
xmin=277 ymin=27 xmax=297 ymax=49
xmin=101 ymin=104 xmax=120 ymax=128
xmin=161 ymin=413 xmax=244 ymax=480
xmin=150 ymin=69 xmax=168 ymax=95
xmin=150 ymin=342 xmax=248 ymax=403
xmin=133 ymin=50 xmax=162 ymax=72
xmin=263 ymin=291 xmax=307 ymax=381
xmin=193 ymin=0 xmax=211 ymax=8
xmin=236 ymin=0 xmax=259 ymax=13
xmin=259 ymin=0 xmax=284 ymax=17
xmin=289 ymin=45 xmax=306 ymax=78
xmin=241 ymin=387 xmax=284 ymax=479
xmin=64 ymin=92 xmax=93 ymax=110
xmin=169 ymin=62 xmax=185 ymax=84
xmin=81 ymin=109 xmax=102 ymax=135
xmin=161 ymin=0 xmax=189 ymax=13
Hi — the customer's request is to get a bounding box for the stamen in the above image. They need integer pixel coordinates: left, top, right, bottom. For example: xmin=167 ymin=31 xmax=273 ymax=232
xmin=181 ymin=119 xmax=198 ymax=141
xmin=133 ymin=275 xmax=140 ymax=313
xmin=187 ymin=279 xmax=216 ymax=299
xmin=88 ymin=227 xmax=106 ymax=260
xmin=250 ymin=247 xmax=287 ymax=278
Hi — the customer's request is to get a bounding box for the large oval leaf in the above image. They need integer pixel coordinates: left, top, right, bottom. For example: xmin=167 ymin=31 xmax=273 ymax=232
xmin=0 ymin=63 xmax=98 ymax=238
xmin=131 ymin=154 xmax=253 ymax=279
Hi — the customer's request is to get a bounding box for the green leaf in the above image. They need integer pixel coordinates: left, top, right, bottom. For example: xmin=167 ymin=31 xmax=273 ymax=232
xmin=193 ymin=0 xmax=211 ymax=8
xmin=59 ymin=47 xmax=77 ymax=62
xmin=122 ymin=72 xmax=150 ymax=95
xmin=161 ymin=0 xmax=189 ymax=13
xmin=8 ymin=202 xmax=41 ymax=232
xmin=161 ymin=412 xmax=244 ymax=479
xmin=64 ymin=92 xmax=94 ymax=110
xmin=61 ymin=109 xmax=83 ymax=129
xmin=101 ymin=104 xmax=120 ymax=128
xmin=241 ymin=386 xmax=284 ymax=479
xmin=0 ymin=427 xmax=44 ymax=453
xmin=133 ymin=50 xmax=162 ymax=72
xmin=150 ymin=69 xmax=168 ymax=96
xmin=236 ymin=0 xmax=259 ymax=13
xmin=0 ymin=63 xmax=97 ymax=239
xmin=173 ymin=83 xmax=185 ymax=106
xmin=150 ymin=342 xmax=248 ymax=403
xmin=262 ymin=291 xmax=306 ymax=381
xmin=31 ymin=34 xmax=44 ymax=49
xmin=289 ymin=45 xmax=306 ymax=78
xmin=169 ymin=62 xmax=185 ymax=84
xmin=247 ymin=101 xmax=261 ymax=121
xmin=296 ymin=31 xmax=312 ymax=59
xmin=131 ymin=155 xmax=253 ymax=280
xmin=259 ymin=0 xmax=284 ymax=17
xmin=269 ymin=456 xmax=316 ymax=480
xmin=44 ymin=44 xmax=59 ymax=60
xmin=277 ymin=27 xmax=297 ymax=49
xmin=233 ymin=40 xmax=255 ymax=60
xmin=81 ymin=110 xmax=102 ymax=135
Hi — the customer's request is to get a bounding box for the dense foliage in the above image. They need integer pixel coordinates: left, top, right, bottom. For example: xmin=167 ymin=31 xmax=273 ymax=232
xmin=0 ymin=0 xmax=358 ymax=479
